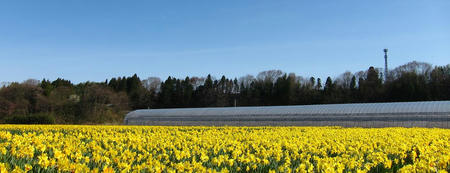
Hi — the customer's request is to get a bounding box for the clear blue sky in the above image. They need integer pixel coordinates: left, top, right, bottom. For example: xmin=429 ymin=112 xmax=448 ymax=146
xmin=1 ymin=1 xmax=449 ymax=83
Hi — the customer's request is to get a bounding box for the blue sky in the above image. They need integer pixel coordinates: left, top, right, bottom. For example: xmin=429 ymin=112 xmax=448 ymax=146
xmin=1 ymin=1 xmax=449 ymax=83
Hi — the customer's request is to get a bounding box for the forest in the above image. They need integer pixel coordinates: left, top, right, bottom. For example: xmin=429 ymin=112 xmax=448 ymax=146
xmin=0 ymin=61 xmax=449 ymax=124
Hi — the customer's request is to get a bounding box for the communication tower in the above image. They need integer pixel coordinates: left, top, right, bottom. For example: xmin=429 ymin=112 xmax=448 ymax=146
xmin=384 ymin=49 xmax=388 ymax=80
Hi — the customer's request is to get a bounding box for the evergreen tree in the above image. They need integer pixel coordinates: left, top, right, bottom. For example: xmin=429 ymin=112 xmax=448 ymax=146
xmin=324 ymin=77 xmax=334 ymax=93
xmin=40 ymin=79 xmax=54 ymax=96
xmin=359 ymin=67 xmax=383 ymax=102
xmin=316 ymin=78 xmax=322 ymax=90
xmin=350 ymin=76 xmax=357 ymax=91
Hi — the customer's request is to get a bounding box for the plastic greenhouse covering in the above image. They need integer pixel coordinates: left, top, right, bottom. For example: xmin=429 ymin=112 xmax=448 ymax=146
xmin=126 ymin=101 xmax=450 ymax=118
xmin=124 ymin=101 xmax=450 ymax=128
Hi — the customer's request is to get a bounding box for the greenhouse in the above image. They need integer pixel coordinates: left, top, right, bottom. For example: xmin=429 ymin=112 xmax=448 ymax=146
xmin=124 ymin=101 xmax=450 ymax=128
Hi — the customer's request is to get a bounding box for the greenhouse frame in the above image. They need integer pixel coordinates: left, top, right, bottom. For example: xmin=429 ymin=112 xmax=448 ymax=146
xmin=124 ymin=101 xmax=450 ymax=128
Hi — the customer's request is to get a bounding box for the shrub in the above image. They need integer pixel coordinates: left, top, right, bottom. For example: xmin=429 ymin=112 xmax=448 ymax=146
xmin=4 ymin=113 xmax=55 ymax=124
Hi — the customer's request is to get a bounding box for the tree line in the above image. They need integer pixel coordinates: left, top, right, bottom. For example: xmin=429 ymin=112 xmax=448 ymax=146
xmin=0 ymin=61 xmax=449 ymax=124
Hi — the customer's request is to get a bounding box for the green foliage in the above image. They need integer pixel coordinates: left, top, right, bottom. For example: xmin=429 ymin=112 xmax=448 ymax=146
xmin=4 ymin=113 xmax=55 ymax=124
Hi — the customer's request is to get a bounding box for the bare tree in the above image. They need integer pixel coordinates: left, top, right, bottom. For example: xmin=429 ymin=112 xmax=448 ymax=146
xmin=23 ymin=79 xmax=40 ymax=86
xmin=142 ymin=77 xmax=161 ymax=92
xmin=238 ymin=74 xmax=255 ymax=88
xmin=355 ymin=70 xmax=366 ymax=80
xmin=301 ymin=77 xmax=315 ymax=89
xmin=256 ymin=70 xmax=283 ymax=84
xmin=391 ymin=61 xmax=433 ymax=79
xmin=335 ymin=71 xmax=353 ymax=89
xmin=295 ymin=76 xmax=304 ymax=85
xmin=189 ymin=77 xmax=205 ymax=89
xmin=0 ymin=82 xmax=12 ymax=88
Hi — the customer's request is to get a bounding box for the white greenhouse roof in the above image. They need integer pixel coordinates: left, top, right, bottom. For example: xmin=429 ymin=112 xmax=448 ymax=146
xmin=125 ymin=101 xmax=450 ymax=119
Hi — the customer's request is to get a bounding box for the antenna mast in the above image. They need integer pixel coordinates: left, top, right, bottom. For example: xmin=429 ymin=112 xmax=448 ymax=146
xmin=384 ymin=49 xmax=388 ymax=81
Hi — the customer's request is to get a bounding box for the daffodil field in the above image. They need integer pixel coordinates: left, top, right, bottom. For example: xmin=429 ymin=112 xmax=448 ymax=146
xmin=0 ymin=125 xmax=449 ymax=173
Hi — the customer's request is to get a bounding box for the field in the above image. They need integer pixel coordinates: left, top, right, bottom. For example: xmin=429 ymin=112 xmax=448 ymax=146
xmin=0 ymin=125 xmax=449 ymax=173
